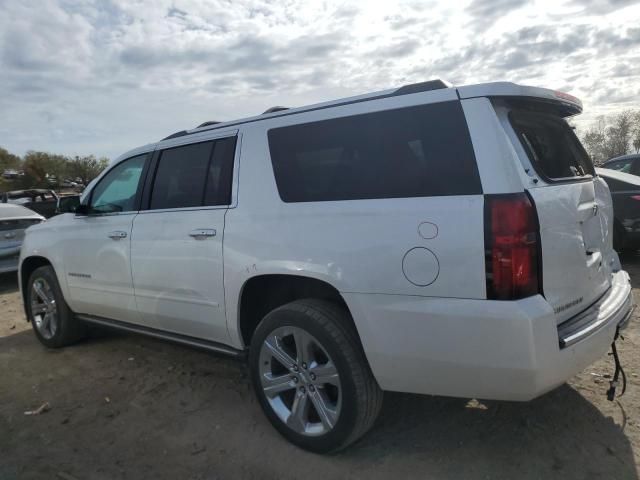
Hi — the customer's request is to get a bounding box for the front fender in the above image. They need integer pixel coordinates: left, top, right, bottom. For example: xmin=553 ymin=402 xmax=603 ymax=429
xmin=19 ymin=218 xmax=73 ymax=314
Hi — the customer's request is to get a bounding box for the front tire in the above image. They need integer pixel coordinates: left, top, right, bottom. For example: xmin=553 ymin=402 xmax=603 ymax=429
xmin=26 ymin=265 xmax=86 ymax=348
xmin=249 ymin=299 xmax=383 ymax=453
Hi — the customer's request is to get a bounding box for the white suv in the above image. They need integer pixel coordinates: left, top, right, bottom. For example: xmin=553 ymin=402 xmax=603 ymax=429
xmin=19 ymin=80 xmax=633 ymax=452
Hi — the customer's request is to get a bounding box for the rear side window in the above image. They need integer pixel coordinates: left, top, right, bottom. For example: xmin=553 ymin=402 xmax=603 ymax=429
xmin=510 ymin=111 xmax=594 ymax=182
xmin=268 ymin=101 xmax=481 ymax=202
xmin=150 ymin=137 xmax=236 ymax=210
xmin=204 ymin=137 xmax=237 ymax=206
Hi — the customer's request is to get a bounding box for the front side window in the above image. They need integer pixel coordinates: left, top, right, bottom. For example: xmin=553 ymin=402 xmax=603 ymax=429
xmin=149 ymin=137 xmax=236 ymax=210
xmin=267 ymin=101 xmax=481 ymax=202
xmin=91 ymin=155 xmax=147 ymax=213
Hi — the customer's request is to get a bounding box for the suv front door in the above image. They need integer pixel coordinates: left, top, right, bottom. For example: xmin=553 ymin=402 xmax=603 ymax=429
xmin=130 ymin=135 xmax=237 ymax=342
xmin=64 ymin=153 xmax=149 ymax=321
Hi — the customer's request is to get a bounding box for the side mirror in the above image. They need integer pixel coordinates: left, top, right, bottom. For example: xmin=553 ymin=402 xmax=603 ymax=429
xmin=75 ymin=204 xmax=90 ymax=216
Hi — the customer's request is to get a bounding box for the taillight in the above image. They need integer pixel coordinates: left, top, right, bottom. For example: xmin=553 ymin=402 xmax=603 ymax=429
xmin=631 ymin=195 xmax=640 ymax=201
xmin=485 ymin=193 xmax=541 ymax=300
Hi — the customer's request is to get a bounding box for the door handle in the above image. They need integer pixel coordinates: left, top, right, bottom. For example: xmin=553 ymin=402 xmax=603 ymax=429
xmin=108 ymin=230 xmax=128 ymax=240
xmin=189 ymin=228 xmax=216 ymax=239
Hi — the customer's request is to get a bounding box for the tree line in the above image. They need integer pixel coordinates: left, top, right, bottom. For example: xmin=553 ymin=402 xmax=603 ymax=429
xmin=1 ymin=110 xmax=639 ymax=192
xmin=0 ymin=147 xmax=109 ymax=191
xmin=580 ymin=110 xmax=640 ymax=165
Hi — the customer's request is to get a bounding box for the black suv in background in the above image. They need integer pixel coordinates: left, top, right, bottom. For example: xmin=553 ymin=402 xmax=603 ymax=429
xmin=597 ymin=167 xmax=640 ymax=251
xmin=0 ymin=190 xmax=81 ymax=218
xmin=602 ymin=154 xmax=640 ymax=176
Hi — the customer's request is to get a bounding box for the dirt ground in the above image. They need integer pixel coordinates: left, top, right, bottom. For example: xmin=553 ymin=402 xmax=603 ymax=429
xmin=2 ymin=259 xmax=640 ymax=480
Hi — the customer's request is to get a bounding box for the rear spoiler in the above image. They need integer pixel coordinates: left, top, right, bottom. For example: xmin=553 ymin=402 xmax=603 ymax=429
xmin=456 ymin=82 xmax=583 ymax=117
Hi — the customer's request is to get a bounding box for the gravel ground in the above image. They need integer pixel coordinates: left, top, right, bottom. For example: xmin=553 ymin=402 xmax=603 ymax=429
xmin=2 ymin=256 xmax=640 ymax=480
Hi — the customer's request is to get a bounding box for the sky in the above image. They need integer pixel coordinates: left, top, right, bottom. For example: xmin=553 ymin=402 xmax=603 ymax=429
xmin=1 ymin=0 xmax=639 ymax=160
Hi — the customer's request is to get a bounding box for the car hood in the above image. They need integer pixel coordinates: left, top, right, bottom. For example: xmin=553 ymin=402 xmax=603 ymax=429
xmin=0 ymin=203 xmax=45 ymax=221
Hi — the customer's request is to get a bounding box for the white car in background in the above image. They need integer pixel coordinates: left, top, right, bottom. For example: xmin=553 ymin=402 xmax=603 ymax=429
xmin=0 ymin=204 xmax=44 ymax=274
xmin=19 ymin=80 xmax=634 ymax=452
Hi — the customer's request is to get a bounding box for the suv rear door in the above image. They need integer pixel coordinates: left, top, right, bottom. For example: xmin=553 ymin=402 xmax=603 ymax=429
xmin=130 ymin=134 xmax=237 ymax=342
xmin=497 ymin=102 xmax=616 ymax=322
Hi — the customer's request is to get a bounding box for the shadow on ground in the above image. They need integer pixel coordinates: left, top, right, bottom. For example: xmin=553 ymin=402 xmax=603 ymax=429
xmin=0 ymin=271 xmax=18 ymax=294
xmin=0 ymin=325 xmax=636 ymax=480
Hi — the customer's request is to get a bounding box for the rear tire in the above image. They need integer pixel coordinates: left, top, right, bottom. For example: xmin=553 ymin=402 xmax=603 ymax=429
xmin=26 ymin=265 xmax=86 ymax=348
xmin=249 ymin=299 xmax=383 ymax=453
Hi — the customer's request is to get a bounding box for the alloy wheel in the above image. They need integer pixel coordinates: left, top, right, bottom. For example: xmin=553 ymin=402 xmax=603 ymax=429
xmin=258 ymin=326 xmax=341 ymax=436
xmin=30 ymin=277 xmax=58 ymax=340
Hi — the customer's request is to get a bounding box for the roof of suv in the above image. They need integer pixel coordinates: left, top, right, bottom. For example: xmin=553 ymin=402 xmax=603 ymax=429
xmin=604 ymin=154 xmax=640 ymax=164
xmin=159 ymin=80 xmax=583 ymax=143
xmin=107 ymin=80 xmax=585 ymax=171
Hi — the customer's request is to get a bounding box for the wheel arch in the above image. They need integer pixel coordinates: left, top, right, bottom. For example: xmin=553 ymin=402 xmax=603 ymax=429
xmin=236 ymin=274 xmax=363 ymax=351
xmin=20 ymin=256 xmax=54 ymax=320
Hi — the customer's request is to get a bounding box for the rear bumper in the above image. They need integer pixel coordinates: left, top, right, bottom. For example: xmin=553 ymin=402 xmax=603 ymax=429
xmin=344 ymin=269 xmax=633 ymax=401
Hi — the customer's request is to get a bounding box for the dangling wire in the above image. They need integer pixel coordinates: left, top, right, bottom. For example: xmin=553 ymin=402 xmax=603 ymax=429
xmin=606 ymin=332 xmax=627 ymax=401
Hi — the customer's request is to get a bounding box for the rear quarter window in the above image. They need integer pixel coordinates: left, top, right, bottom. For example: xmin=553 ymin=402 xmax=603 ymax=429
xmin=267 ymin=101 xmax=481 ymax=202
xmin=509 ymin=110 xmax=595 ymax=182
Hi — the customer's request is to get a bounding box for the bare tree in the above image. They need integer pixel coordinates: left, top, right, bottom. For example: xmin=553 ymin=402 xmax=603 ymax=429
xmin=21 ymin=151 xmax=68 ymax=188
xmin=0 ymin=147 xmax=111 ymax=191
xmin=66 ymin=155 xmax=110 ymax=186
xmin=581 ymin=110 xmax=639 ymax=165
xmin=633 ymin=111 xmax=640 ymax=154
xmin=582 ymin=117 xmax=608 ymax=165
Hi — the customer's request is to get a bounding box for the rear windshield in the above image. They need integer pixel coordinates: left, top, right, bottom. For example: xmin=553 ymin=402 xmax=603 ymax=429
xmin=509 ymin=111 xmax=594 ymax=182
xmin=268 ymin=101 xmax=481 ymax=202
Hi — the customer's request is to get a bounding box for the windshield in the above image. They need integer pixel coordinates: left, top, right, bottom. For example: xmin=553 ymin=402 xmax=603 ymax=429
xmin=510 ymin=110 xmax=594 ymax=182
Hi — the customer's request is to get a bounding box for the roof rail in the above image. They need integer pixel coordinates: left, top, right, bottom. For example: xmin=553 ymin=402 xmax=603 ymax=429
xmin=161 ymin=130 xmax=188 ymax=141
xmin=393 ymin=80 xmax=450 ymax=96
xmin=159 ymin=79 xmax=450 ymax=141
xmin=197 ymin=120 xmax=222 ymax=128
xmin=263 ymin=106 xmax=289 ymax=114
xmin=160 ymin=121 xmax=221 ymax=141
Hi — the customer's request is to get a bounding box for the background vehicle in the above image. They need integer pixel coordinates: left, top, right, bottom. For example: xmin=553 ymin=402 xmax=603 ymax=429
xmin=602 ymin=154 xmax=640 ymax=175
xmin=597 ymin=167 xmax=640 ymax=251
xmin=2 ymin=169 xmax=21 ymax=180
xmin=0 ymin=204 xmax=44 ymax=274
xmin=1 ymin=189 xmax=59 ymax=218
xmin=18 ymin=80 xmax=633 ymax=452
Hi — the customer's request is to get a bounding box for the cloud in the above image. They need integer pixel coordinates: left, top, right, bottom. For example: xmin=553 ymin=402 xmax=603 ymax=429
xmin=372 ymin=38 xmax=422 ymax=58
xmin=384 ymin=15 xmax=422 ymax=30
xmin=467 ymin=0 xmax=529 ymax=26
xmin=167 ymin=6 xmax=188 ymax=19
xmin=0 ymin=0 xmax=639 ymax=158
xmin=567 ymin=0 xmax=639 ymax=14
